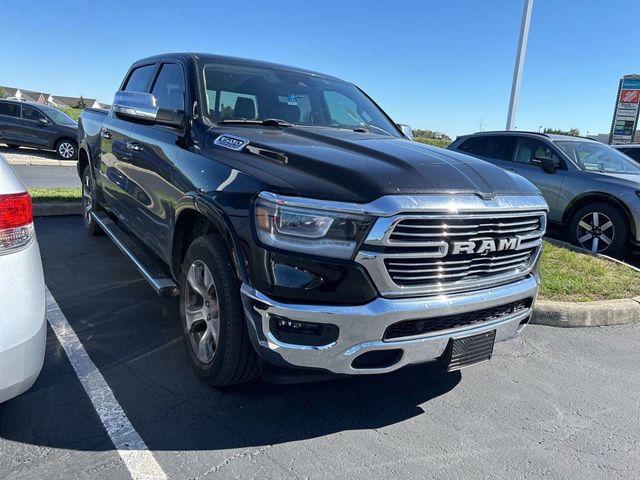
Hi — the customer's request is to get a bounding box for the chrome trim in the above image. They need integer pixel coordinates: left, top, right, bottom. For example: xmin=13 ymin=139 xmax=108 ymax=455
xmin=113 ymin=91 xmax=158 ymax=121
xmin=258 ymin=191 xmax=548 ymax=217
xmin=358 ymin=210 xmax=547 ymax=298
xmin=240 ymin=275 xmax=539 ymax=375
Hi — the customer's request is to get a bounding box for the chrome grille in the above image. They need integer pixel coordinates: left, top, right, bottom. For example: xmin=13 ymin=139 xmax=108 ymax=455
xmin=389 ymin=216 xmax=542 ymax=243
xmin=385 ymin=248 xmax=535 ymax=285
xmin=356 ymin=210 xmax=546 ymax=297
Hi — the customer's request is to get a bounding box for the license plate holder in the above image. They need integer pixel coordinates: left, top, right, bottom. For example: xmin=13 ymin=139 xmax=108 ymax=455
xmin=443 ymin=330 xmax=496 ymax=372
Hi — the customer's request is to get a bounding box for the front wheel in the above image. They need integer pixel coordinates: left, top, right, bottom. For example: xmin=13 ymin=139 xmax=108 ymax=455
xmin=56 ymin=139 xmax=77 ymax=160
xmin=179 ymin=234 xmax=259 ymax=387
xmin=568 ymin=202 xmax=628 ymax=258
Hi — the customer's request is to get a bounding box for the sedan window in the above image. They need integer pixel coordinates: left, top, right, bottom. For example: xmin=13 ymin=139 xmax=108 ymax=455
xmin=458 ymin=136 xmax=514 ymax=160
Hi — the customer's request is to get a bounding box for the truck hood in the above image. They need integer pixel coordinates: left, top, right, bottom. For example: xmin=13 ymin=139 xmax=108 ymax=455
xmin=205 ymin=126 xmax=540 ymax=202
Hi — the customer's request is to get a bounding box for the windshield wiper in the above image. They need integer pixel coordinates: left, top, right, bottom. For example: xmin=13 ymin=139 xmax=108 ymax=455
xmin=217 ymin=118 xmax=293 ymax=127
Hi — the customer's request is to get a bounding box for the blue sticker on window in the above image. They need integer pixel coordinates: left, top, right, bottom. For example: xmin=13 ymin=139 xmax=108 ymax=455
xmin=287 ymin=94 xmax=298 ymax=106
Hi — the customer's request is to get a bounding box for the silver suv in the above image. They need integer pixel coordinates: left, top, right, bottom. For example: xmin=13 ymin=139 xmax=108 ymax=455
xmin=449 ymin=132 xmax=640 ymax=258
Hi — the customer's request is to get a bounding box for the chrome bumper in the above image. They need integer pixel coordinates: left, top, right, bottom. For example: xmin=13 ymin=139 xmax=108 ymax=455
xmin=240 ymin=274 xmax=540 ymax=375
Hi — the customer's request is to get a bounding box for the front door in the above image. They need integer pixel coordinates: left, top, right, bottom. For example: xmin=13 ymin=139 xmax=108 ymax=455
xmin=19 ymin=105 xmax=56 ymax=148
xmin=118 ymin=62 xmax=187 ymax=259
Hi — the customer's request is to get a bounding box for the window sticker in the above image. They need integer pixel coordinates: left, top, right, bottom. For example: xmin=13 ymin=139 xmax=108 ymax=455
xmin=287 ymin=94 xmax=298 ymax=106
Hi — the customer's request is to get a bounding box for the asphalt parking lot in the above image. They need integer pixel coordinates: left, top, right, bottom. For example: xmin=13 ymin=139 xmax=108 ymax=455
xmin=0 ymin=216 xmax=639 ymax=479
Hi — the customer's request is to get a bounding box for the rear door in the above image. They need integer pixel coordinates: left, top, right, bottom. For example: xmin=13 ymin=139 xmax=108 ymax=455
xmin=19 ymin=105 xmax=56 ymax=148
xmin=507 ymin=137 xmax=567 ymax=215
xmin=122 ymin=62 xmax=187 ymax=258
xmin=0 ymin=102 xmax=23 ymax=144
xmin=97 ymin=63 xmax=157 ymax=221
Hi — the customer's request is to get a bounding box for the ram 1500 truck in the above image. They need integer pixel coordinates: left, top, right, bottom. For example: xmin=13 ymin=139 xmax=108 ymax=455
xmin=78 ymin=53 xmax=548 ymax=386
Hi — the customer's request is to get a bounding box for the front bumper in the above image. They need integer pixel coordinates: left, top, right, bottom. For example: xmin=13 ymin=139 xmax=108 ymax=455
xmin=241 ymin=273 xmax=540 ymax=375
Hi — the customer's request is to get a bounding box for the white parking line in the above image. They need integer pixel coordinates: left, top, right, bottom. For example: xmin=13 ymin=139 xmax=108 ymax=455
xmin=46 ymin=287 xmax=168 ymax=480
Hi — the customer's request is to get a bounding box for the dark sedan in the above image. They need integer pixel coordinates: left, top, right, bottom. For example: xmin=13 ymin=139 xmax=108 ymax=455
xmin=0 ymin=99 xmax=78 ymax=159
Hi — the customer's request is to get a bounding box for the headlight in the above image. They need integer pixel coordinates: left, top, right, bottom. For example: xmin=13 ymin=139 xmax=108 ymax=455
xmin=255 ymin=194 xmax=372 ymax=259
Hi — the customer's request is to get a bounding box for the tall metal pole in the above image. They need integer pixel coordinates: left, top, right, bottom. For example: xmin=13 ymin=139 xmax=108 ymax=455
xmin=506 ymin=0 xmax=533 ymax=130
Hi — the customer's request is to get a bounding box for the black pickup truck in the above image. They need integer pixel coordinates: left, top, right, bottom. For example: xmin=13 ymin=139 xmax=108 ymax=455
xmin=78 ymin=53 xmax=548 ymax=386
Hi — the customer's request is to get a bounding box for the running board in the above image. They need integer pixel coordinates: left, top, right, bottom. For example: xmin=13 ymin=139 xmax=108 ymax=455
xmin=92 ymin=212 xmax=179 ymax=297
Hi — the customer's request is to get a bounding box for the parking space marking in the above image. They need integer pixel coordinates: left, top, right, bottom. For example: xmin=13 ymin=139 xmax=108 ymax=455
xmin=46 ymin=287 xmax=168 ymax=480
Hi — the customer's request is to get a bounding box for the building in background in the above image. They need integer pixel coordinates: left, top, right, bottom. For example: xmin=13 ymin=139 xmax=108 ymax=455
xmin=0 ymin=85 xmax=104 ymax=109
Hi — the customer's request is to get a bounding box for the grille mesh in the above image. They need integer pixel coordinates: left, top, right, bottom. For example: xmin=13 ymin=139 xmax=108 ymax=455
xmin=384 ymin=298 xmax=532 ymax=340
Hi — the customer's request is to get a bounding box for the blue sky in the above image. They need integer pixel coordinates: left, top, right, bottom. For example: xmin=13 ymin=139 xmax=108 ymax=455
xmin=2 ymin=0 xmax=638 ymax=137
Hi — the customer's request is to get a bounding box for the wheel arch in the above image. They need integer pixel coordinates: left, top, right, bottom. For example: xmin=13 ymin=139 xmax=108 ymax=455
xmin=170 ymin=195 xmax=248 ymax=284
xmin=562 ymin=192 xmax=635 ymax=234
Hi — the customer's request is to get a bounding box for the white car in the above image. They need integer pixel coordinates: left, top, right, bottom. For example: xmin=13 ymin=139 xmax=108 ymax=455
xmin=0 ymin=153 xmax=46 ymax=403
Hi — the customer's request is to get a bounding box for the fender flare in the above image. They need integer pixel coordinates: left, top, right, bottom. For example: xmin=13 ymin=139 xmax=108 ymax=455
xmin=171 ymin=193 xmax=249 ymax=284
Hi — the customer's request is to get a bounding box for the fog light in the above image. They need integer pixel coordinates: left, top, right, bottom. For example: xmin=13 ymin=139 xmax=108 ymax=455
xmin=270 ymin=315 xmax=339 ymax=347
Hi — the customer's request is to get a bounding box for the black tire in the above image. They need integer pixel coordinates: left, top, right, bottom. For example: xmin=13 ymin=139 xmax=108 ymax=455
xmin=179 ymin=234 xmax=259 ymax=387
xmin=56 ymin=139 xmax=77 ymax=160
xmin=568 ymin=202 xmax=629 ymax=258
xmin=81 ymin=165 xmax=102 ymax=236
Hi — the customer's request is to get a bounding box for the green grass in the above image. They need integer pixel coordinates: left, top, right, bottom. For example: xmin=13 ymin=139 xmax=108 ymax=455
xmin=29 ymin=187 xmax=81 ymax=203
xmin=413 ymin=137 xmax=452 ymax=148
xmin=58 ymin=107 xmax=82 ymax=122
xmin=539 ymin=240 xmax=640 ymax=302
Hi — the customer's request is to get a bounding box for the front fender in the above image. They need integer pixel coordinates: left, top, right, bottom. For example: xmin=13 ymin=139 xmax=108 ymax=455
xmin=171 ymin=193 xmax=249 ymax=284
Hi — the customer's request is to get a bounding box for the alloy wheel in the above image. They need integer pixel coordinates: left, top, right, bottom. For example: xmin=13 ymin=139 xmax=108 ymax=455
xmin=576 ymin=211 xmax=614 ymax=253
xmin=59 ymin=142 xmax=75 ymax=159
xmin=82 ymin=172 xmax=93 ymax=224
xmin=185 ymin=260 xmax=220 ymax=364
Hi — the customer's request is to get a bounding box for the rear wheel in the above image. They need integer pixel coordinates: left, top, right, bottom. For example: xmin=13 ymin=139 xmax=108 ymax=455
xmin=81 ymin=165 xmax=102 ymax=236
xmin=56 ymin=139 xmax=77 ymax=160
xmin=568 ymin=202 xmax=628 ymax=258
xmin=179 ymin=234 xmax=259 ymax=387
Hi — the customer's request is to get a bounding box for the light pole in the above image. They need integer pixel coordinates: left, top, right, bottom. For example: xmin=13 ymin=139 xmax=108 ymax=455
xmin=506 ymin=0 xmax=534 ymax=131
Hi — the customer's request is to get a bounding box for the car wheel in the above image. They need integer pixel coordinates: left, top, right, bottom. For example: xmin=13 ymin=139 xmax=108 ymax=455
xmin=568 ymin=202 xmax=628 ymax=258
xmin=179 ymin=234 xmax=259 ymax=387
xmin=56 ymin=140 xmax=77 ymax=160
xmin=82 ymin=165 xmax=102 ymax=236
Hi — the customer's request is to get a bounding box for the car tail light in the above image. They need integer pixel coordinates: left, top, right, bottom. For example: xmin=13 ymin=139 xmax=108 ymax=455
xmin=0 ymin=192 xmax=34 ymax=252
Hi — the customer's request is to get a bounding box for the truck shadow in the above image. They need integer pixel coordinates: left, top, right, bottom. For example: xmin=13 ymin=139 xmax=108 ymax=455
xmin=0 ymin=216 xmax=461 ymax=452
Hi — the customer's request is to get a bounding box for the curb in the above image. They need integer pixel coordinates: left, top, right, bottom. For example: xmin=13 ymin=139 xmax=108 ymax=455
xmin=532 ymin=298 xmax=640 ymax=328
xmin=33 ymin=202 xmax=82 ymax=217
xmin=532 ymin=239 xmax=640 ymax=327
xmin=7 ymin=158 xmax=77 ymax=167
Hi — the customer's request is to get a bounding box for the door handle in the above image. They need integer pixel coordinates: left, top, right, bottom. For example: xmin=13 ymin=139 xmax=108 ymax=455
xmin=101 ymin=129 xmax=112 ymax=139
xmin=126 ymin=142 xmax=144 ymax=152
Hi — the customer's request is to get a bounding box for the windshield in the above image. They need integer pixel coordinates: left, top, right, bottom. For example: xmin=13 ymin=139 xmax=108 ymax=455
xmin=555 ymin=140 xmax=640 ymax=175
xmin=41 ymin=106 xmax=77 ymax=126
xmin=201 ymin=62 xmax=401 ymax=137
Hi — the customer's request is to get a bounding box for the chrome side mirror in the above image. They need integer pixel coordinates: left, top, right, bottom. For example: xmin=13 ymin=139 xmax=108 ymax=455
xmin=398 ymin=123 xmax=413 ymax=140
xmin=113 ymin=91 xmax=159 ymax=122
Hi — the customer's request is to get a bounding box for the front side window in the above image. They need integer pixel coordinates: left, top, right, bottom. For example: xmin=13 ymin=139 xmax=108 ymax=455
xmin=0 ymin=102 xmax=20 ymax=117
xmin=151 ymin=63 xmax=185 ymax=111
xmin=555 ymin=140 xmax=640 ymax=174
xmin=458 ymin=136 xmax=514 ymax=160
xmin=200 ymin=61 xmax=401 ymax=136
xmin=513 ymin=138 xmax=563 ymax=167
xmin=21 ymin=106 xmax=46 ymax=122
xmin=124 ymin=64 xmax=156 ymax=93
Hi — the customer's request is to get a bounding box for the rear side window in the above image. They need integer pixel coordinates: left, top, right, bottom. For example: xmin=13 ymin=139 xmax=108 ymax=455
xmin=124 ymin=64 xmax=156 ymax=93
xmin=22 ymin=106 xmax=46 ymax=122
xmin=151 ymin=63 xmax=186 ymax=111
xmin=458 ymin=136 xmax=514 ymax=161
xmin=0 ymin=102 xmax=20 ymax=117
